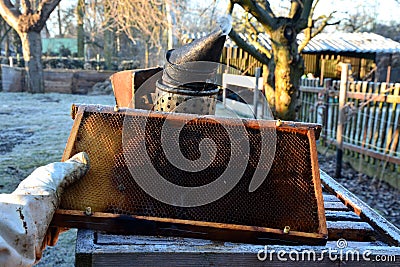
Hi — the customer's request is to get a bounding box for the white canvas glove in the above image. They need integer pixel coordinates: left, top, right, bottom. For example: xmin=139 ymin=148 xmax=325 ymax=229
xmin=0 ymin=152 xmax=89 ymax=267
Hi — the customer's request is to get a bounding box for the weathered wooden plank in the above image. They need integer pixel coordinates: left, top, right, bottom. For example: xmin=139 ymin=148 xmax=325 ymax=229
xmin=71 ymin=71 xmax=115 ymax=94
xmin=371 ymin=83 xmax=386 ymax=149
xmin=43 ymin=69 xmax=75 ymax=81
xmin=299 ymin=86 xmax=324 ymax=94
xmin=355 ymin=82 xmax=369 ymax=159
xmin=323 ymin=194 xmax=340 ymax=202
xmin=346 ymin=91 xmax=400 ymax=104
xmin=351 ymin=82 xmax=362 ymax=151
xmin=333 ymin=82 xmax=340 ymax=145
xmin=327 ymin=221 xmax=374 ymax=241
xmin=345 ymin=81 xmax=356 ymax=145
xmin=385 ymin=84 xmax=399 ymax=154
xmin=379 ymin=84 xmax=393 ymax=149
xmin=322 ymin=138 xmax=400 ymax=165
xmin=325 ymin=211 xmax=361 ymax=222
xmin=366 ymin=82 xmax=380 ymax=161
xmin=72 ymin=70 xmax=115 ymax=81
xmin=321 ymin=79 xmax=331 ymax=146
xmin=96 ymin=233 xmax=382 ymax=248
xmin=1 ymin=65 xmax=25 ymax=92
xmin=324 ymin=202 xmax=349 ymax=211
xmin=321 ymin=170 xmax=400 ymax=246
xmin=42 ymin=69 xmax=114 ymax=94
xmin=44 ymin=80 xmax=72 ymax=94
xmin=75 ymin=229 xmax=400 ymax=267
xmin=223 ymin=73 xmax=264 ymax=90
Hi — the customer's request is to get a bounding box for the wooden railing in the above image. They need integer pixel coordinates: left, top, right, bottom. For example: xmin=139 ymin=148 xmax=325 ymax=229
xmin=220 ymin=70 xmax=399 ymax=188
xmin=299 ymin=72 xmax=400 ymax=188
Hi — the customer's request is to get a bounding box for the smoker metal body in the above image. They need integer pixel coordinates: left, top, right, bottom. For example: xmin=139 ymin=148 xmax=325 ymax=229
xmin=153 ymin=27 xmax=226 ymax=115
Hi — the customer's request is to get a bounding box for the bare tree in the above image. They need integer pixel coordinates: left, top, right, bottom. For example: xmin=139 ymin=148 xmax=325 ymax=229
xmin=0 ymin=16 xmax=13 ymax=56
xmin=82 ymin=0 xmax=106 ymax=60
xmin=336 ymin=1 xmax=378 ymax=32
xmin=103 ymin=0 xmax=186 ymax=68
xmin=179 ymin=0 xmax=224 ymax=35
xmin=228 ymin=0 xmax=336 ymax=120
xmin=0 ymin=0 xmax=61 ymax=93
xmin=77 ymin=0 xmax=84 ymax=57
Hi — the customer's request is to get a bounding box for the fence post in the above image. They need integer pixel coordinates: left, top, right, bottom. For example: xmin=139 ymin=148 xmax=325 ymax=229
xmin=335 ymin=63 xmax=350 ymax=178
xmin=322 ymin=78 xmax=332 ymax=146
xmin=222 ymin=73 xmax=227 ymax=108
xmin=253 ymin=67 xmax=261 ymax=118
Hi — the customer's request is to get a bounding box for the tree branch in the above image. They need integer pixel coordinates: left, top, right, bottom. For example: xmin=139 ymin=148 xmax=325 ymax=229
xmin=257 ymin=0 xmax=275 ymax=17
xmin=227 ymin=0 xmax=234 ymax=14
xmin=298 ymin=10 xmax=337 ymax=52
xmin=294 ymin=0 xmax=313 ymax=31
xmin=232 ymin=0 xmax=276 ymax=32
xmin=36 ymin=0 xmax=62 ymax=30
xmin=0 ymin=24 xmax=12 ymax=43
xmin=229 ymin=29 xmax=270 ymax=65
xmin=249 ymin=37 xmax=271 ymax=58
xmin=289 ymin=0 xmax=302 ymax=20
xmin=21 ymin=0 xmax=32 ymax=15
xmin=0 ymin=0 xmax=20 ymax=30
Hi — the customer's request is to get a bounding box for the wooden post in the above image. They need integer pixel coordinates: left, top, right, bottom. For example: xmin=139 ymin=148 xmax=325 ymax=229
xmin=386 ymin=54 xmax=392 ymax=84
xmin=322 ymin=78 xmax=332 ymax=146
xmin=320 ymin=59 xmax=325 ymax=86
xmin=335 ymin=64 xmax=350 ymax=178
xmin=222 ymin=74 xmax=227 ymax=108
xmin=223 ymin=48 xmax=231 ymax=108
xmin=253 ymin=67 xmax=261 ymax=118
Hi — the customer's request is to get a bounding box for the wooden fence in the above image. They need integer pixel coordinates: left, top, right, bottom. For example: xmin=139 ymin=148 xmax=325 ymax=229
xmin=221 ymin=47 xmax=264 ymax=76
xmin=299 ymin=73 xmax=400 ymax=189
xmin=0 ymin=65 xmax=114 ymax=94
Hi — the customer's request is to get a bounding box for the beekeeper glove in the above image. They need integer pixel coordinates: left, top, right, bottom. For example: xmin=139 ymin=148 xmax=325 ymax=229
xmin=0 ymin=152 xmax=89 ymax=267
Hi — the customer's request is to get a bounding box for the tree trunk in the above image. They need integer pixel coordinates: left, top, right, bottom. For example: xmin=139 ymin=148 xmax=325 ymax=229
xmin=20 ymin=31 xmax=44 ymax=93
xmin=5 ymin=33 xmax=9 ymax=57
xmin=165 ymin=0 xmax=174 ymax=50
xmin=77 ymin=0 xmax=85 ymax=58
xmin=57 ymin=4 xmax=63 ymax=37
xmin=268 ymin=19 xmax=304 ymax=120
xmin=144 ymin=42 xmax=149 ymax=68
xmin=104 ymin=28 xmax=114 ymax=70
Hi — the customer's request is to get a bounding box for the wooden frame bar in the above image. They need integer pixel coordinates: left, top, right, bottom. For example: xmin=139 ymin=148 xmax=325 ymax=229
xmin=54 ymin=104 xmax=327 ymax=245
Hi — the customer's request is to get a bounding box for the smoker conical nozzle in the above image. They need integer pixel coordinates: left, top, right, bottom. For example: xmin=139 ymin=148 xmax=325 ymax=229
xmin=167 ymin=33 xmax=226 ymax=64
xmin=167 ymin=16 xmax=232 ymax=64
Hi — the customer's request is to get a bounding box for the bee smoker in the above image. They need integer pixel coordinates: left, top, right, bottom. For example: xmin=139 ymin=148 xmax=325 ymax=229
xmin=154 ymin=17 xmax=232 ymax=115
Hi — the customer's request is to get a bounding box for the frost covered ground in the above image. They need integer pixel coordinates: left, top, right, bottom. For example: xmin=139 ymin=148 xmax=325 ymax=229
xmin=0 ymin=92 xmax=114 ymax=266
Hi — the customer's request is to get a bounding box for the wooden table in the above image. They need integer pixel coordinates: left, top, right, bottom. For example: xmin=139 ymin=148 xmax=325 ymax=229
xmin=74 ymin=172 xmax=400 ymax=266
